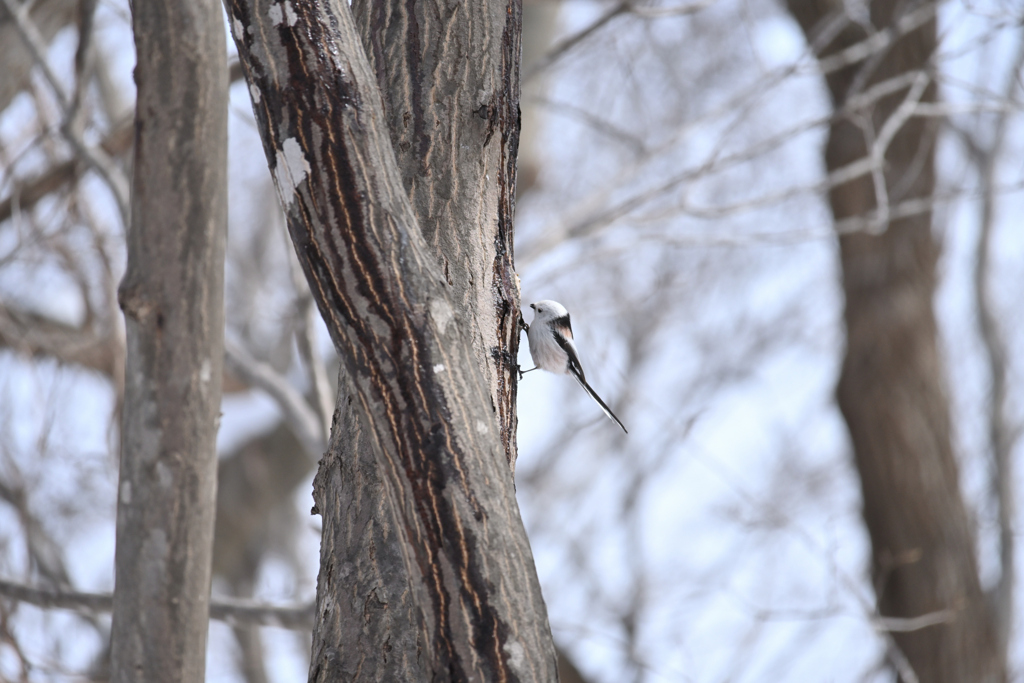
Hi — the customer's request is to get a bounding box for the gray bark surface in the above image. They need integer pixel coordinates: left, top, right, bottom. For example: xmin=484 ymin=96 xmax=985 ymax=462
xmin=785 ymin=1 xmax=1004 ymax=681
xmin=226 ymin=0 xmax=557 ymax=680
xmin=351 ymin=0 xmax=524 ymax=470
xmin=110 ymin=0 xmax=227 ymax=680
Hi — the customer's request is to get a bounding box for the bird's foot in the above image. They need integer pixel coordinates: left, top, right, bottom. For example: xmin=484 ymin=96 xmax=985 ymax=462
xmin=518 ymin=365 xmax=538 ymax=381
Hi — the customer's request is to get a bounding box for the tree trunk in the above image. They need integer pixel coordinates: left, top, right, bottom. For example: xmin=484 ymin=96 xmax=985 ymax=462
xmin=351 ymin=0 xmax=524 ymax=472
xmin=225 ymin=0 xmax=557 ymax=680
xmin=784 ymin=1 xmax=1004 ymax=681
xmin=110 ymin=0 xmax=227 ymax=680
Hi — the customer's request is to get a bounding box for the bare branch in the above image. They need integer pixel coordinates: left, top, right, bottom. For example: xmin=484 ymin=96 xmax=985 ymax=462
xmin=0 ymin=122 xmax=133 ymax=225
xmin=678 ymin=441 xmax=924 ymax=683
xmin=529 ymin=95 xmax=647 ymax=157
xmin=961 ymin=28 xmax=1024 ymax=661
xmin=0 ymin=578 xmax=315 ymax=630
xmin=0 ymin=301 xmax=119 ymax=378
xmin=0 ymin=0 xmax=71 ymax=109
xmin=0 ymin=60 xmax=249 ymax=228
xmin=521 ymin=59 xmax=1021 ymax=263
xmin=867 ymin=69 xmax=932 ymax=232
xmin=210 ymin=596 xmax=313 ymax=631
xmin=522 ymin=2 xmax=630 ymax=84
xmin=0 ymin=0 xmax=77 ymax=112
xmin=814 ymin=3 xmax=937 ymax=75
xmin=523 ymin=1 xmax=715 ymax=83
xmin=0 ymin=0 xmax=129 ymax=224
xmin=871 ymin=609 xmax=957 ymax=633
xmin=223 ymin=337 xmax=325 ymax=461
xmin=69 ymin=0 xmax=99 ymax=119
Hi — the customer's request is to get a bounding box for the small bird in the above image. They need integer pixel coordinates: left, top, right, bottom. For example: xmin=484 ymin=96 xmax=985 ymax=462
xmin=524 ymin=300 xmax=627 ymax=433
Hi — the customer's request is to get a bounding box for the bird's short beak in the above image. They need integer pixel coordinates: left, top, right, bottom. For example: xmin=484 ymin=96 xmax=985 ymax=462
xmin=529 ymin=303 xmax=535 ymax=310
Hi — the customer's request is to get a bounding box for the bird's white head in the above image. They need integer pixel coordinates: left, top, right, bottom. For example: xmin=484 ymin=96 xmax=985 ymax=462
xmin=529 ymin=300 xmax=569 ymax=324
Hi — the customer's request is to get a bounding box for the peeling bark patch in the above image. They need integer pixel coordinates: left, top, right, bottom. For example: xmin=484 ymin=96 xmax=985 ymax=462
xmin=267 ymin=2 xmax=297 ymax=27
xmin=273 ymin=138 xmax=310 ymax=208
xmin=155 ymin=461 xmax=173 ymax=489
xmin=268 ymin=3 xmax=283 ymax=25
xmin=503 ymin=640 xmax=524 ymax=672
xmin=249 ymin=84 xmax=261 ymax=103
xmin=282 ymin=2 xmax=298 ymax=26
xmin=141 ymin=529 xmax=169 ymax=568
xmin=430 ymin=298 xmax=453 ymax=335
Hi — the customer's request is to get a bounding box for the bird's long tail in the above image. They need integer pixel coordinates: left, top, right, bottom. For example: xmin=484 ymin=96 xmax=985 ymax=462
xmin=571 ymin=372 xmax=628 ymax=434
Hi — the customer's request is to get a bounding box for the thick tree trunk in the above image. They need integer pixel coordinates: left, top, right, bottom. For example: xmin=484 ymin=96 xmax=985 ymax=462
xmin=226 ymin=0 xmax=557 ymax=680
xmin=110 ymin=1 xmax=227 ymax=681
xmin=351 ymin=0 xmax=524 ymax=472
xmin=785 ymin=1 xmax=1003 ymax=681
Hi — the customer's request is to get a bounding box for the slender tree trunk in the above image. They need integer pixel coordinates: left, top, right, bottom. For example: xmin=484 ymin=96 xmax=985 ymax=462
xmin=785 ymin=1 xmax=1003 ymax=681
xmin=110 ymin=1 xmax=227 ymax=680
xmin=226 ymin=0 xmax=557 ymax=680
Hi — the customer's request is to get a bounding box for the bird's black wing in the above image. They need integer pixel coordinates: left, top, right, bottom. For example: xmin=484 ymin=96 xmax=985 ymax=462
xmin=551 ymin=315 xmax=585 ymax=382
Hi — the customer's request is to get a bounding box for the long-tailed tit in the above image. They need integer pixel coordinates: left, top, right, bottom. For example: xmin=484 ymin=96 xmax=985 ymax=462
xmin=523 ymin=300 xmax=627 ymax=434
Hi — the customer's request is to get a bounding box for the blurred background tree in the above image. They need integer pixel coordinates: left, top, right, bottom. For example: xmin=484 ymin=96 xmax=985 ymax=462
xmin=1 ymin=0 xmax=1023 ymax=681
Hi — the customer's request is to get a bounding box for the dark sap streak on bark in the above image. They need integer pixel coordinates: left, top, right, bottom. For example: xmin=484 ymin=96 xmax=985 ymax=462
xmin=401 ymin=0 xmax=428 ymax=175
xmin=230 ymin=3 xmax=514 ymax=678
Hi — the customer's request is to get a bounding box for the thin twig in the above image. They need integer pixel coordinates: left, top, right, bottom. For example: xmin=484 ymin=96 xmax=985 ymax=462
xmin=686 ymin=450 xmax=923 ymax=683
xmin=70 ymin=0 xmax=99 ymax=120
xmin=815 ymin=3 xmax=938 ymax=76
xmin=523 ymin=0 xmax=720 ymax=84
xmin=224 ymin=337 xmax=326 ymax=462
xmin=871 ymin=609 xmax=957 ymax=633
xmin=529 ymin=95 xmax=647 ymax=157
xmin=0 ymin=0 xmax=70 ymax=110
xmin=0 ymin=0 xmax=130 ymax=225
xmin=867 ymin=70 xmax=932 ymax=232
xmin=960 ymin=28 xmax=1024 ymax=659
xmin=523 ymin=2 xmax=630 ymax=84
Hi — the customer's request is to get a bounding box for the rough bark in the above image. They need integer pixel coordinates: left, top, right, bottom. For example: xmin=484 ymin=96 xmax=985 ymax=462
xmin=785 ymin=1 xmax=1003 ymax=681
xmin=351 ymin=0 xmax=524 ymax=471
xmin=226 ymin=0 xmax=556 ymax=680
xmin=109 ymin=0 xmax=227 ymax=680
